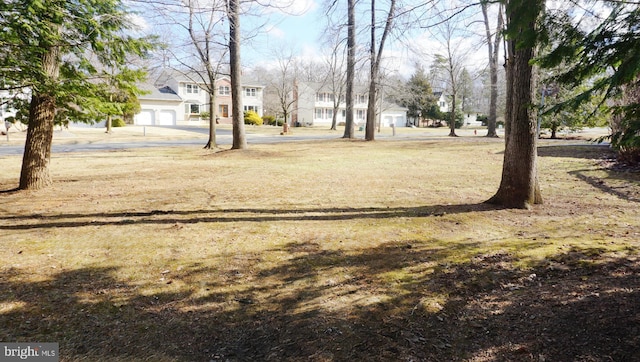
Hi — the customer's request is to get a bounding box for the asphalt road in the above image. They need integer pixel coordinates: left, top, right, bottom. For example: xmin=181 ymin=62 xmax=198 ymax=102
xmin=0 ymin=126 xmax=347 ymax=155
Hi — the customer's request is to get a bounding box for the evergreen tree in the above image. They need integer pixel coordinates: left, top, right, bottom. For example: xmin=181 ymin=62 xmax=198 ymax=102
xmin=401 ymin=66 xmax=437 ymax=126
xmin=0 ymin=0 xmax=154 ymax=190
xmin=538 ymin=2 xmax=640 ymax=163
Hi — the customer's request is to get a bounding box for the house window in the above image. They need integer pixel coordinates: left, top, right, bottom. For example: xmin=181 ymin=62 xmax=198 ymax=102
xmin=356 ymin=94 xmax=366 ymax=104
xmin=186 ymin=103 xmax=201 ymax=114
xmin=356 ymin=109 xmax=365 ymax=120
xmin=218 ymin=86 xmax=230 ymax=95
xmin=219 ymin=104 xmax=229 ymax=117
xmin=314 ymin=108 xmax=333 ymax=119
xmin=316 ymin=93 xmax=335 ymax=102
xmin=186 ymin=84 xmax=199 ymax=94
xmin=244 ymin=105 xmax=258 ymax=113
xmin=245 ymin=88 xmax=256 ymax=97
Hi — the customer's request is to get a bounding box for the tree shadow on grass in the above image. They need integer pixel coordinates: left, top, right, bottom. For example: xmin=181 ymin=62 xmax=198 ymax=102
xmin=0 ymin=203 xmax=501 ymax=230
xmin=537 ymin=144 xmax=613 ymax=159
xmin=570 ymin=169 xmax=640 ymax=203
xmin=2 ymin=240 xmax=638 ymax=361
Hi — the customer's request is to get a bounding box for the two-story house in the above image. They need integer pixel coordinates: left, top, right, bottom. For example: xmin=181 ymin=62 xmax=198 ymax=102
xmin=293 ymin=82 xmax=407 ymax=128
xmin=135 ymin=70 xmax=264 ymax=126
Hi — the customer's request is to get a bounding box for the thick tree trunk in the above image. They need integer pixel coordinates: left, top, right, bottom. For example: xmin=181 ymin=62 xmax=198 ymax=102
xmin=19 ymin=93 xmax=56 ymax=190
xmin=19 ymin=42 xmax=60 ymax=190
xmin=486 ymin=0 xmax=543 ymax=209
xmin=228 ymin=0 xmax=246 ymax=149
xmin=343 ymin=0 xmax=356 ymax=139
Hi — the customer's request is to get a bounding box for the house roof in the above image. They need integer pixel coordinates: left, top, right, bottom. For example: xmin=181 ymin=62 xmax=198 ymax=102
xmin=155 ymin=68 xmax=265 ymax=88
xmin=138 ymin=82 xmax=182 ymax=102
xmin=300 ymin=81 xmax=369 ymax=94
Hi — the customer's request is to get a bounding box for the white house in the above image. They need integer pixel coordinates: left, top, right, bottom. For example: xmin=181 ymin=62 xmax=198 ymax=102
xmin=135 ymin=70 xmax=264 ymax=126
xmin=293 ymin=82 xmax=407 ymax=127
xmin=434 ymin=91 xmax=449 ymax=113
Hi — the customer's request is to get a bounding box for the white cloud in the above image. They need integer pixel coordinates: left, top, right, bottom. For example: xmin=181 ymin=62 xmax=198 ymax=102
xmin=127 ymin=13 xmax=150 ymax=33
xmin=265 ymin=24 xmax=286 ymax=39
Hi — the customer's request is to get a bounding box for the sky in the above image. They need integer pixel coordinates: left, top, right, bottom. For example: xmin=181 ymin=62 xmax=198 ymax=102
xmin=248 ymin=0 xmax=498 ymax=79
xmin=129 ymin=0 xmax=500 ymax=80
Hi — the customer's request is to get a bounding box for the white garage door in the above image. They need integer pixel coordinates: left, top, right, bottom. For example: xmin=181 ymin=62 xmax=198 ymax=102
xmin=135 ymin=110 xmax=154 ymax=125
xmin=384 ymin=116 xmax=393 ymax=127
xmin=158 ymin=110 xmax=176 ymax=126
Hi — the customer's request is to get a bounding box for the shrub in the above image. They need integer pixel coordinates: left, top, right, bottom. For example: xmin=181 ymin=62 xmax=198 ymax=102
xmin=200 ymin=111 xmax=210 ymax=120
xmin=112 ymin=118 xmax=126 ymax=127
xmin=244 ymin=110 xmax=263 ymax=126
xmin=263 ymin=115 xmax=275 ymax=125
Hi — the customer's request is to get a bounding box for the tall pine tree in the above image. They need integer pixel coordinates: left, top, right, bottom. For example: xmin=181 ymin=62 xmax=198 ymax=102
xmin=0 ymin=0 xmax=154 ymax=190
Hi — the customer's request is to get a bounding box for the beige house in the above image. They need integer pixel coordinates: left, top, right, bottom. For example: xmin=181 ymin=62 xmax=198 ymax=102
xmin=135 ymin=70 xmax=264 ymax=126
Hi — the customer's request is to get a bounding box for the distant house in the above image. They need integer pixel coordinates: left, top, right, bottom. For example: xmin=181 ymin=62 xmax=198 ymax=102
xmin=433 ymin=91 xmax=449 ymax=113
xmin=135 ymin=70 xmax=264 ymax=126
xmin=292 ymin=82 xmax=407 ymax=127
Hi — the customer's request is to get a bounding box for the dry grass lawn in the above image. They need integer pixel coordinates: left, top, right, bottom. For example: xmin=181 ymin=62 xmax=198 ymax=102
xmin=1 ymin=134 xmax=639 ymax=361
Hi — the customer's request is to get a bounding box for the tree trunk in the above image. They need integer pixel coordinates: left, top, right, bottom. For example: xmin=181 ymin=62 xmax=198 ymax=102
xmin=486 ymin=0 xmax=543 ymax=209
xmin=330 ymin=104 xmax=338 ymax=130
xmin=19 ymin=41 xmax=60 ymax=190
xmin=448 ymin=94 xmax=458 ymax=137
xmin=365 ymin=0 xmax=377 ymax=141
xmin=365 ymin=0 xmax=396 ymax=141
xmin=365 ymin=82 xmax=377 ymax=141
xmin=343 ymin=0 xmax=356 ymax=139
xmin=204 ymin=90 xmax=217 ymax=149
xmin=106 ymin=115 xmax=112 ymax=134
xmin=20 ymin=93 xmax=56 ymax=190
xmin=228 ymin=0 xmax=247 ymax=149
xmin=482 ymin=2 xmax=502 ymax=138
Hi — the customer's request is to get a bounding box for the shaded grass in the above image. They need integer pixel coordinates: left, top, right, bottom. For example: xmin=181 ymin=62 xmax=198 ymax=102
xmin=1 ymin=138 xmax=639 ymax=361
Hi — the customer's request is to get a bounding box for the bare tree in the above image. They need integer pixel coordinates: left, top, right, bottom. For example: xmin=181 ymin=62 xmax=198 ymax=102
xmin=270 ymin=46 xmax=299 ymax=132
xmin=228 ymin=0 xmax=247 ymax=149
xmin=343 ymin=0 xmax=356 ymax=139
xmin=321 ymin=30 xmax=347 ymax=130
xmin=141 ymin=0 xmax=228 ymax=149
xmin=184 ymin=0 xmax=228 ymax=149
xmin=365 ymin=0 xmax=397 ymax=141
xmin=429 ymin=15 xmax=471 ymax=137
xmin=481 ymin=0 xmax=504 ymax=138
